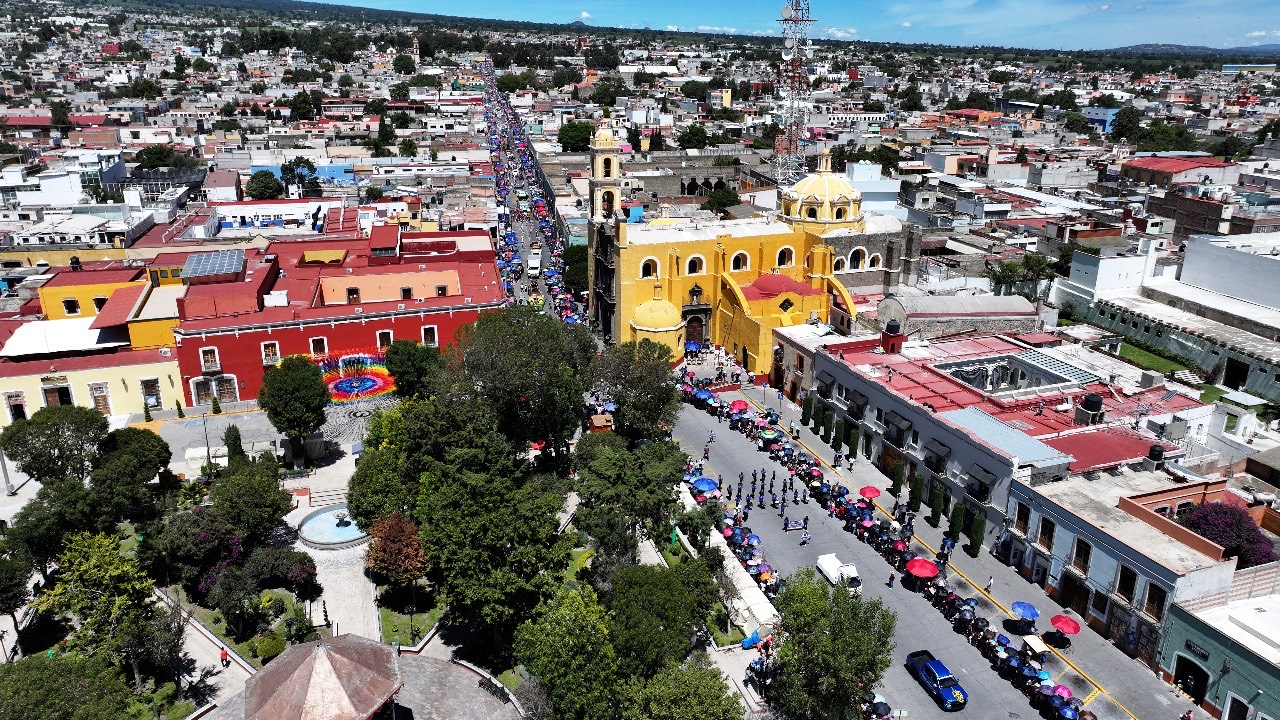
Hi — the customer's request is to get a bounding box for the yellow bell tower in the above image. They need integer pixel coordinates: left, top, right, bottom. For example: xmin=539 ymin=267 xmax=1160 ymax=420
xmin=589 ymin=128 xmax=622 ymax=221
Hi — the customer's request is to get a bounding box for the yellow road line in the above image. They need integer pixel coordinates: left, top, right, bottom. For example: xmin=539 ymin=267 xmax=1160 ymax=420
xmin=1083 ymin=688 xmax=1102 ymax=705
xmin=735 ymin=390 xmax=1141 ymax=720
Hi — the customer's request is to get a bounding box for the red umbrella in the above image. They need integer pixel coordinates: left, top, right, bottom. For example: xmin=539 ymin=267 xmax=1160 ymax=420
xmin=730 ymin=399 xmax=750 ymax=412
xmin=906 ymin=558 xmax=940 ymax=578
xmin=859 ymin=485 xmax=881 ymax=499
xmin=892 ymin=540 xmax=908 ymax=551
xmin=1050 ymin=615 xmax=1081 ymax=635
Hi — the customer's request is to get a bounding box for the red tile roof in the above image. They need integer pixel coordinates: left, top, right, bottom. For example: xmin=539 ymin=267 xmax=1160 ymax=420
xmin=89 ymin=284 xmax=146 ymax=329
xmin=1124 ymin=156 xmax=1234 ymax=173
xmin=1043 ymin=427 xmax=1180 ymax=473
xmin=740 ymin=274 xmax=823 ymax=301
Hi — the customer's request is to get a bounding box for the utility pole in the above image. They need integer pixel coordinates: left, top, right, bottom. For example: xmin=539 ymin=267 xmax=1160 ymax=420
xmin=0 ymin=450 xmax=12 ymax=496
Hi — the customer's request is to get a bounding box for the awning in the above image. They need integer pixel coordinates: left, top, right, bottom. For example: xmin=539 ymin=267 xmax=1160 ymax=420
xmin=846 ymin=387 xmax=868 ymax=408
xmin=885 ymin=410 xmax=912 ymax=431
xmin=967 ymin=463 xmax=998 ymax=484
xmin=923 ymin=438 xmax=952 ymax=459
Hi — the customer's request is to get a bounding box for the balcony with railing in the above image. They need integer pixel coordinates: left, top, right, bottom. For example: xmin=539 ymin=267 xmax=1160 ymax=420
xmin=965 ymin=482 xmax=993 ymax=506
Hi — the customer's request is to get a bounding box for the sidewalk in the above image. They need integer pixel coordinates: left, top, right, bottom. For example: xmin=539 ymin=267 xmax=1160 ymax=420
xmin=718 ymin=383 xmax=1206 ymax=720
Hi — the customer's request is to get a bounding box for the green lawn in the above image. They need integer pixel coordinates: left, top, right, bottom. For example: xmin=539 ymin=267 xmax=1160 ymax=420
xmin=563 ymin=547 xmax=592 ymax=585
xmin=497 ymin=668 xmax=524 ymax=691
xmin=660 ymin=542 xmax=688 ymax=567
xmin=1118 ymin=344 xmax=1186 ymax=375
xmin=1200 ymin=385 xmax=1229 ymax=404
xmin=168 ymin=587 xmax=320 ymax=668
xmin=707 ymin=601 xmax=746 ymax=647
xmin=377 ymin=584 xmax=446 ymax=646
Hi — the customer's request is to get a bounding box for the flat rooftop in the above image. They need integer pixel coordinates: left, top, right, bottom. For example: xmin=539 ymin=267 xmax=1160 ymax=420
xmin=1032 ymin=467 xmax=1222 ymax=574
xmin=1100 ymin=292 xmax=1280 ymax=363
xmin=136 ymin=284 xmax=185 ymax=321
xmin=1196 ymin=594 xmax=1280 ymax=666
xmin=623 ymin=216 xmax=793 ymax=245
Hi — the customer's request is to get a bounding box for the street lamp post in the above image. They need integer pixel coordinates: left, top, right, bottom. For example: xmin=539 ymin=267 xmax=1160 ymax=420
xmin=0 ymin=451 xmax=12 ymax=496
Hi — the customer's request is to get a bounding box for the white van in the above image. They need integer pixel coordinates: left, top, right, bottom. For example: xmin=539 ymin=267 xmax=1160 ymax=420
xmin=528 ymin=248 xmax=543 ymax=276
xmin=816 ymin=553 xmax=863 ymax=596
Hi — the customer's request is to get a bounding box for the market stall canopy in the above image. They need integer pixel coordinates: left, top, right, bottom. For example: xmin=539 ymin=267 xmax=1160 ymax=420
xmin=243 ymin=634 xmax=402 ymax=720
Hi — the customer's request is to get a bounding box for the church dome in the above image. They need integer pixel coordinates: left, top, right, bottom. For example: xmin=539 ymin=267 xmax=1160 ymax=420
xmin=631 ymin=298 xmax=683 ymax=330
xmin=593 ymin=128 xmax=619 ymax=148
xmin=781 ymin=149 xmax=863 ymax=227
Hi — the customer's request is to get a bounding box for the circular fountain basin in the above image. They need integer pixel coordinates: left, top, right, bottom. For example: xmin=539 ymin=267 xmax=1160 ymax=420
xmin=298 ymin=504 xmax=369 ymax=549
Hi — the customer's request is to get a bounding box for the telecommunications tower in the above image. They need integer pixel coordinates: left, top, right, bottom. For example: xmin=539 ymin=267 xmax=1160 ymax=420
xmin=774 ymin=0 xmax=813 ymax=188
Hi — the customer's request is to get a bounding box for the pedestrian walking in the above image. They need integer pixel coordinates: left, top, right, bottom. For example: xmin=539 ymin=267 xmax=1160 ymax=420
xmin=717 ymin=474 xmax=723 ymax=489
xmin=780 ymin=500 xmax=787 ymax=517
xmin=887 ymin=573 xmax=896 ymax=588
xmin=984 ymin=576 xmax=994 ymax=592
xmin=739 ymin=471 xmax=744 ymax=483
xmin=769 ymin=480 xmax=775 ymax=494
xmin=743 ymin=508 xmax=750 ymax=522
xmin=802 ymin=515 xmax=809 ymax=530
xmin=220 ymin=647 xmax=230 ymax=668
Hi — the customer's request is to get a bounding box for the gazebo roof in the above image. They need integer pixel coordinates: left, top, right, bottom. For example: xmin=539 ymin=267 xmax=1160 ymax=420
xmin=243 ymin=634 xmax=401 ymax=720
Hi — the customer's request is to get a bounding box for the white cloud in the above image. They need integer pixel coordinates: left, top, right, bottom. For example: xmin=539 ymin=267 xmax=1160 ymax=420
xmin=579 ymin=11 xmax=591 ymax=20
xmin=1086 ymin=4 xmax=1110 ymax=10
xmin=1246 ymin=30 xmax=1268 ymax=37
xmin=1132 ymin=5 xmax=1147 ymax=10
xmin=696 ymin=25 xmax=739 ymax=33
xmin=665 ymin=24 xmax=680 ymax=31
xmin=899 ymin=21 xmax=912 ymax=27
xmin=820 ymin=26 xmax=859 ymax=39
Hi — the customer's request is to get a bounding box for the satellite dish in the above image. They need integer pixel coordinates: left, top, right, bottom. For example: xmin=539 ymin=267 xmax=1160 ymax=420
xmin=782 ymin=49 xmax=794 ymax=60
xmin=781 ymin=4 xmax=794 ymax=19
xmin=784 ymin=38 xmax=795 ymax=48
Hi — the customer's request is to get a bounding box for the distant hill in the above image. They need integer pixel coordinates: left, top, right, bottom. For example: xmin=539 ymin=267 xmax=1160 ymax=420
xmin=1106 ymin=43 xmax=1280 ymax=58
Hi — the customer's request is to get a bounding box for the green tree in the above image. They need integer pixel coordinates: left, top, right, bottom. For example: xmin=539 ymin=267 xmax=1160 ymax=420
xmin=593 ymin=340 xmax=681 ymax=443
xmin=49 ymin=100 xmax=71 ymax=131
xmin=989 ymin=259 xmax=1023 ymax=295
xmin=392 ymin=54 xmax=416 ymax=74
xmin=257 ymin=355 xmax=329 ymax=467
xmin=417 ymin=464 xmax=570 ymax=633
xmin=384 ymin=339 xmax=443 ymax=399
xmin=0 ymin=557 xmax=31 ymax=654
xmin=364 ymin=185 xmax=384 ymax=202
xmin=454 ymin=305 xmax=594 ymax=458
xmin=771 ymin=569 xmax=896 ymax=720
xmin=337 ymin=73 xmax=355 ymax=88
xmin=1207 ymin=136 xmax=1253 ymax=160
xmin=0 ymin=653 xmax=134 ymax=720
xmin=898 ymin=86 xmax=925 ymax=112
xmin=515 ymin=587 xmax=617 ymax=720
xmin=699 ymin=187 xmax=741 ymax=214
xmin=801 ymin=394 xmax=813 ymax=425
xmin=621 ymin=655 xmax=743 ymax=720
xmin=1041 ymin=89 xmax=1078 ymax=110
xmin=0 ymin=405 xmax=107 ymax=485
xmin=609 ymin=561 xmax=715 ymax=678
xmin=280 ymin=156 xmax=320 ymax=193
xmin=908 ymin=473 xmax=923 ymax=513
xmin=1089 ymin=93 xmax=1121 ymax=108
xmin=286 ymin=90 xmax=314 ymax=121
xmin=1109 ymin=106 xmax=1143 ymax=142
xmin=377 ymin=118 xmax=396 ymax=145
xmin=830 ymin=419 xmax=844 ymax=452
xmin=33 ymin=533 xmax=155 ymax=663
xmin=205 ymin=565 xmax=261 ymax=640
xmin=949 ymin=503 xmax=970 ymax=536
xmin=928 ymin=485 xmax=945 ymax=527
xmin=1060 ymin=112 xmax=1092 ymax=135
xmin=208 ymin=458 xmax=292 ymax=544
xmin=680 ymin=80 xmax=708 ymax=99
xmin=397 ymin=138 xmax=418 ymax=157
xmin=245 ymin=169 xmax=285 ymax=199
xmin=1136 ymin=120 xmax=1199 ymax=152
xmin=1015 ymin=146 xmax=1029 ymax=163
xmin=889 ymin=462 xmax=905 ymax=497
xmin=551 ymin=68 xmax=583 ymax=88
xmin=558 ymin=120 xmax=594 ymax=152
xmin=575 ymin=435 xmax=684 ymax=542
xmin=967 ymin=511 xmax=987 ymax=557
xmin=134 ymin=144 xmax=200 ymax=170
xmin=677 ymin=123 xmax=709 ymax=149
xmin=222 ymin=424 xmax=247 ymax=463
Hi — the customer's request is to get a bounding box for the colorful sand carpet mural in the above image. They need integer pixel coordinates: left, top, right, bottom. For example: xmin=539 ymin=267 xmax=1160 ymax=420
xmin=315 ymin=350 xmax=396 ymax=403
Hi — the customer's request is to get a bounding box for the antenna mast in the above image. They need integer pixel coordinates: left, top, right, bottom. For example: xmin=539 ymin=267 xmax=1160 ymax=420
xmin=774 ymin=0 xmax=813 ymax=188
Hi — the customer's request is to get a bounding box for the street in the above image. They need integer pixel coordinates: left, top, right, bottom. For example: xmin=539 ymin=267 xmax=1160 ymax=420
xmin=672 ymin=382 xmax=1201 ymax=720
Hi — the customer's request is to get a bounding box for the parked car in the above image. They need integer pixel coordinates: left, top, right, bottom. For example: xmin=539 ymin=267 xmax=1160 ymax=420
xmin=906 ymin=650 xmax=969 ymax=710
xmin=815 ymin=553 xmax=863 ymax=596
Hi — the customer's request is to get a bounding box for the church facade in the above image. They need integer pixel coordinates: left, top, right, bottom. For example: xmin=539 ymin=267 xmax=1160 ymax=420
xmin=587 ymin=129 xmax=877 ymax=373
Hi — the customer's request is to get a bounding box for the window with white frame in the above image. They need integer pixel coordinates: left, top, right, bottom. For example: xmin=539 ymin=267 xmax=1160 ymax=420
xmin=261 ymin=341 xmax=280 ymax=365
xmin=376 ymin=330 xmax=393 ymax=348
xmin=422 ymin=326 xmax=438 ymax=347
xmin=310 ymin=337 xmax=328 ymax=355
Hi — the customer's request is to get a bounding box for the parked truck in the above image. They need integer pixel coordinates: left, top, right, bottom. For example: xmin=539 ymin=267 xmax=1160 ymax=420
xmin=906 ymin=650 xmax=969 ymax=711
xmin=815 ymin=553 xmax=863 ymax=597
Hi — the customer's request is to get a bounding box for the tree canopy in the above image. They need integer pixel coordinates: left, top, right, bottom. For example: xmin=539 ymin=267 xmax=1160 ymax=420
xmin=245 ymin=169 xmax=285 ymax=200
xmin=0 ymin=405 xmax=108 ymax=485
xmin=620 ymin=655 xmax=743 ymax=720
xmin=1181 ymin=502 xmax=1278 ymax=569
xmin=558 ymin=121 xmax=594 ymax=152
xmin=515 ymin=586 xmax=618 ymax=720
xmin=592 ymin=340 xmax=680 ymax=443
xmin=257 ymin=355 xmax=329 ymax=466
xmin=384 ymin=338 xmax=444 ymax=399
xmin=770 ymin=568 xmax=897 ymax=720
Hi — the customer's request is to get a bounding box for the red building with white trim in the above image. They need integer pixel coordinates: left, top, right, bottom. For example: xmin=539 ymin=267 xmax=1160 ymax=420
xmin=171 ymin=228 xmax=505 ymax=405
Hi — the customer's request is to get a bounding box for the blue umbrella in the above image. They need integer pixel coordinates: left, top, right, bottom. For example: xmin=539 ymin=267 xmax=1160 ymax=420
xmin=602 ymin=402 xmax=618 ymax=412
xmin=1012 ymin=601 xmax=1041 ymax=620
xmin=692 ymin=478 xmax=718 ymax=492
xmin=685 ymin=341 xmax=703 ymax=352
xmin=746 ymin=533 xmax=762 ymax=546
xmin=1059 ymin=707 xmax=1079 ymax=720
xmin=694 ymin=389 xmax=713 ymax=400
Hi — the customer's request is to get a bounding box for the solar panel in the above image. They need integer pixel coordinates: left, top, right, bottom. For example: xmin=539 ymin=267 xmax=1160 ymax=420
xmin=1017 ymin=350 xmax=1099 ymax=385
xmin=182 ymin=249 xmax=245 ymax=280
xmin=1160 ymin=389 xmax=1177 ymax=402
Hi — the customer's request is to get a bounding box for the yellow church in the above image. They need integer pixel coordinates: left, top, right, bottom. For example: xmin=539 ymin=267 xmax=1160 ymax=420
xmin=586 ymin=128 xmax=863 ymax=373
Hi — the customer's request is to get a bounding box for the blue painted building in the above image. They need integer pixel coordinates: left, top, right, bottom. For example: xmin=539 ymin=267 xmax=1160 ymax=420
xmin=1082 ymin=106 xmax=1120 ymax=133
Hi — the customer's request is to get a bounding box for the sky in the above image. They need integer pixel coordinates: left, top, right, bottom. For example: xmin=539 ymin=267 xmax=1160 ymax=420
xmin=318 ymin=0 xmax=1280 ymax=51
